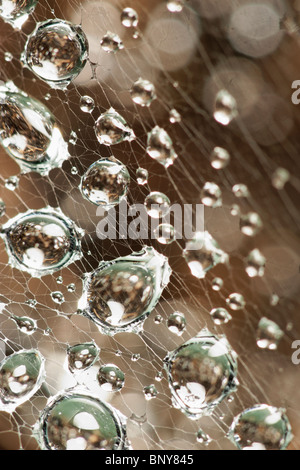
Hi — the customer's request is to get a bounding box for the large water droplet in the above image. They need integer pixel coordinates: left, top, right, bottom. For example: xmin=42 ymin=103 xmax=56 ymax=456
xmin=23 ymin=19 xmax=88 ymax=89
xmin=78 ymin=246 xmax=172 ymax=335
xmin=130 ymin=78 xmax=156 ymax=107
xmin=100 ymin=31 xmax=124 ymax=53
xmin=256 ymin=318 xmax=284 ymax=351
xmin=34 ymin=389 xmax=129 ymax=450
xmin=0 ymin=349 xmax=45 ymax=412
xmin=167 ymin=312 xmax=187 ymax=336
xmin=164 ymin=329 xmax=238 ymax=419
xmin=1 ymin=207 xmax=83 ymax=277
xmin=229 ymin=404 xmax=293 ymax=450
xmin=245 ymin=249 xmax=266 ymax=278
xmin=0 ymin=81 xmax=69 ymax=175
xmin=67 ymin=343 xmax=100 ymax=374
xmin=144 ymin=192 xmax=171 ymax=219
xmin=121 ymin=7 xmax=139 ymax=28
xmin=183 ymin=231 xmax=229 ymax=279
xmin=94 ymin=108 xmax=135 ymax=146
xmin=80 ymin=158 xmax=130 ymax=209
xmin=0 ymin=0 xmax=37 ymax=29
xmin=210 ymin=147 xmax=230 ymax=170
xmin=97 ymin=364 xmax=125 ymax=392
xmin=214 ymin=90 xmax=238 ymax=126
xmin=147 ymin=126 xmax=178 ymax=168
xmin=12 ymin=315 xmax=37 ymax=335
xmin=201 ymin=182 xmax=222 ymax=208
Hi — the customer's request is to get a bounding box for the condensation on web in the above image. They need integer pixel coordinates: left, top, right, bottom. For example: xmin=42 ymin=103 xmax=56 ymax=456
xmin=0 ymin=0 xmax=299 ymax=451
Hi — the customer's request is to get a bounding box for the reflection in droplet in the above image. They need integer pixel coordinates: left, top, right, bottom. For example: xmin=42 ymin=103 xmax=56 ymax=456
xmin=80 ymin=95 xmax=95 ymax=113
xmin=226 ymin=293 xmax=246 ymax=311
xmin=4 ymin=175 xmax=19 ymax=191
xmin=229 ymin=404 xmax=293 ymax=450
xmin=164 ymin=329 xmax=238 ymax=419
xmin=210 ymin=308 xmax=232 ymax=326
xmin=167 ymin=312 xmax=187 ymax=335
xmin=210 ymin=147 xmax=230 ymax=170
xmin=214 ymin=90 xmax=238 ymax=126
xmin=169 ymin=109 xmax=181 ymax=124
xmin=51 ymin=291 xmax=65 ymax=305
xmin=154 ymin=223 xmax=176 ymax=245
xmin=97 ymin=364 xmax=125 ymax=392
xmin=201 ymin=182 xmax=222 ymax=208
xmin=240 ymin=212 xmax=263 ymax=237
xmin=144 ymin=192 xmax=171 ymax=219
xmin=167 ymin=0 xmax=185 ymax=13
xmin=0 ymin=0 xmax=37 ymax=29
xmin=121 ymin=7 xmax=139 ymax=28
xmin=101 ymin=31 xmax=124 ymax=53
xmin=196 ymin=429 xmax=212 ymax=445
xmin=136 ymin=168 xmax=149 ymax=186
xmin=212 ymin=277 xmax=223 ymax=291
xmin=12 ymin=315 xmax=37 ymax=335
xmin=130 ymin=78 xmax=156 ymax=107
xmin=256 ymin=318 xmax=284 ymax=351
xmin=245 ymin=249 xmax=266 ymax=278
xmin=147 ymin=126 xmax=178 ymax=168
xmin=94 ymin=108 xmax=135 ymax=146
xmin=68 ymin=343 xmax=100 ymax=374
xmin=143 ymin=384 xmax=158 ymax=400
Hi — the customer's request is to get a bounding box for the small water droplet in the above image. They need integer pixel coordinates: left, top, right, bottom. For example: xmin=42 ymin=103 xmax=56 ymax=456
xmin=210 ymin=146 xmax=230 ymax=170
xmin=167 ymin=312 xmax=187 ymax=335
xmin=232 ymin=184 xmax=250 ymax=198
xmin=245 ymin=249 xmax=266 ymax=278
xmin=212 ymin=277 xmax=223 ymax=291
xmin=44 ymin=93 xmax=51 ymax=101
xmin=94 ymin=108 xmax=135 ymax=146
xmin=214 ymin=90 xmax=238 ymax=126
xmin=69 ymin=131 xmax=78 ymax=145
xmin=4 ymin=52 xmax=13 ymax=62
xmin=5 ymin=176 xmax=19 ymax=191
xmin=121 ymin=7 xmax=139 ymax=28
xmin=270 ymin=294 xmax=280 ymax=306
xmin=12 ymin=315 xmax=37 ymax=335
xmin=80 ymin=95 xmax=95 ymax=113
xmin=101 ymin=31 xmax=124 ymax=53
xmin=196 ymin=429 xmax=212 ymax=445
xmin=147 ymin=126 xmax=178 ymax=168
xmin=25 ymin=298 xmax=37 ymax=307
xmin=131 ymin=353 xmax=140 ymax=362
xmin=230 ymin=204 xmax=240 ymax=217
xmin=226 ymin=293 xmax=246 ymax=311
xmin=155 ymin=371 xmax=164 ymax=382
xmin=240 ymin=212 xmax=263 ymax=237
xmin=71 ymin=166 xmax=78 ymax=175
xmin=167 ymin=0 xmax=185 ymax=13
xmin=67 ymin=283 xmax=76 ymax=293
xmin=143 ymin=384 xmax=158 ymax=400
xmin=136 ymin=167 xmax=148 ymax=186
xmin=0 ymin=0 xmax=37 ymax=29
xmin=51 ymin=291 xmax=65 ymax=305
xmin=56 ymin=276 xmax=63 ymax=284
xmin=67 ymin=343 xmax=99 ymax=374
xmin=169 ymin=109 xmax=181 ymax=124
xmin=210 ymin=308 xmax=232 ymax=325
xmin=0 ymin=199 xmax=6 ymax=218
xmin=154 ymin=314 xmax=163 ymax=324
xmin=272 ymin=167 xmax=290 ymax=190
xmin=144 ymin=192 xmax=171 ymax=219
xmin=130 ymin=78 xmax=156 ymax=107
xmin=80 ymin=157 xmax=130 ymax=209
xmin=256 ymin=317 xmax=284 ymax=350
xmin=97 ymin=364 xmax=125 ymax=392
xmin=23 ymin=19 xmax=88 ymax=89
xmin=201 ymin=182 xmax=222 ymax=208
xmin=154 ymin=223 xmax=176 ymax=245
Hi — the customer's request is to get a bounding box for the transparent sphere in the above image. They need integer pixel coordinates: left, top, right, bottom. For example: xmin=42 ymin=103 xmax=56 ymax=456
xmin=67 ymin=343 xmax=99 ymax=374
xmin=97 ymin=364 xmax=125 ymax=392
xmin=144 ymin=192 xmax=171 ymax=219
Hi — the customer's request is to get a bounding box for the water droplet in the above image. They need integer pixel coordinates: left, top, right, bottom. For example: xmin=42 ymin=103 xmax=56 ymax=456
xmin=164 ymin=329 xmax=238 ymax=418
xmin=130 ymin=78 xmax=156 ymax=107
xmin=154 ymin=223 xmax=176 ymax=245
xmin=226 ymin=293 xmax=246 ymax=311
xmin=101 ymin=31 xmax=124 ymax=53
xmin=167 ymin=312 xmax=187 ymax=335
xmin=210 ymin=146 xmax=230 ymax=170
xmin=169 ymin=109 xmax=181 ymax=124
xmin=143 ymin=384 xmax=158 ymax=400
xmin=67 ymin=343 xmax=99 ymax=374
xmin=131 ymin=353 xmax=140 ymax=362
xmin=272 ymin=168 xmax=290 ymax=190
xmin=94 ymin=108 xmax=135 ymax=146
xmin=34 ymin=390 xmax=129 ymax=450
xmin=44 ymin=92 xmax=51 ymax=101
xmin=12 ymin=315 xmax=37 ymax=335
xmin=79 ymin=246 xmax=171 ymax=335
xmin=270 ymin=294 xmax=279 ymax=307
xmin=0 ymin=349 xmax=45 ymax=412
xmin=230 ymin=204 xmax=240 ymax=217
xmin=97 ymin=364 xmax=125 ymax=392
xmin=121 ymin=7 xmax=139 ymax=28
xmin=183 ymin=231 xmax=229 ymax=279
xmin=229 ymin=404 xmax=293 ymax=450
xmin=51 ymin=291 xmax=65 ymax=305
xmin=240 ymin=212 xmax=263 ymax=237
xmin=136 ymin=167 xmax=148 ymax=186
xmin=144 ymin=192 xmax=171 ymax=219
xmin=71 ymin=166 xmax=78 ymax=175
xmin=0 ymin=0 xmax=37 ymax=29
xmin=0 ymin=81 xmax=69 ymax=175
xmin=167 ymin=0 xmax=185 ymax=13
xmin=1 ymin=207 xmax=83 ymax=277
xmin=214 ymin=90 xmax=238 ymax=126
xmin=56 ymin=275 xmax=63 ymax=284
xmin=147 ymin=126 xmax=178 ymax=168
xmin=69 ymin=131 xmax=78 ymax=145
xmin=154 ymin=314 xmax=163 ymax=324
xmin=245 ymin=249 xmax=266 ymax=278
xmin=25 ymin=298 xmax=37 ymax=307
xmin=67 ymin=283 xmax=76 ymax=293
xmin=256 ymin=318 xmax=284 ymax=351
xmin=80 ymin=95 xmax=95 ymax=113
xmin=212 ymin=277 xmax=223 ymax=291
xmin=232 ymin=184 xmax=250 ymax=198
xmin=196 ymin=429 xmax=212 ymax=445
xmin=80 ymin=157 xmax=130 ymax=209
xmin=0 ymin=199 xmax=6 ymax=218
xmin=23 ymin=19 xmax=88 ymax=89
xmin=210 ymin=308 xmax=232 ymax=325
xmin=155 ymin=371 xmax=164 ymax=382
xmin=4 ymin=52 xmax=13 ymax=62
xmin=4 ymin=175 xmax=19 ymax=191
xmin=201 ymin=182 xmax=222 ymax=208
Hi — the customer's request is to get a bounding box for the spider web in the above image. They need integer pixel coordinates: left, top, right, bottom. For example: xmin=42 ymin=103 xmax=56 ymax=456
xmin=0 ymin=0 xmax=299 ymax=451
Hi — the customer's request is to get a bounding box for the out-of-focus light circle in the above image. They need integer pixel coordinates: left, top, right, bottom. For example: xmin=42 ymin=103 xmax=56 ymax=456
xmin=228 ymin=3 xmax=284 ymax=58
xmin=192 ymin=0 xmax=233 ymax=19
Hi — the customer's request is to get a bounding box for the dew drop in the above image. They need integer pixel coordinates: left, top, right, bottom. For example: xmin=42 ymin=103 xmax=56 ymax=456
xmin=155 ymin=371 xmax=164 ymax=382
xmin=67 ymin=343 xmax=99 ymax=374
xmin=270 ymin=294 xmax=280 ymax=307
xmin=232 ymin=184 xmax=250 ymax=198
xmin=147 ymin=126 xmax=178 ymax=168
xmin=230 ymin=204 xmax=240 ymax=217
xmin=154 ymin=314 xmax=163 ymax=324
xmin=4 ymin=52 xmax=13 ymax=62
xmin=0 ymin=0 xmax=37 ymax=29
xmin=121 ymin=7 xmax=139 ymax=28
xmin=196 ymin=429 xmax=212 ymax=445
xmin=210 ymin=146 xmax=230 ymax=170
xmin=164 ymin=329 xmax=238 ymax=418
xmin=101 ymin=31 xmax=124 ymax=53
xmin=4 ymin=175 xmax=19 ymax=191
xmin=167 ymin=0 xmax=185 ymax=13
xmin=67 ymin=283 xmax=76 ymax=293
xmin=78 ymin=246 xmax=171 ymax=335
xmin=144 ymin=192 xmax=171 ymax=219
xmin=0 ymin=199 xmax=6 ymax=218
xmin=169 ymin=109 xmax=181 ymax=124
xmin=80 ymin=95 xmax=95 ymax=114
xmin=12 ymin=315 xmax=37 ymax=335
xmin=272 ymin=168 xmax=290 ymax=190
xmin=256 ymin=317 xmax=284 ymax=351
xmin=69 ymin=131 xmax=78 ymax=145
xmin=167 ymin=312 xmax=187 ymax=336
xmin=245 ymin=249 xmax=266 ymax=278
xmin=51 ymin=291 xmax=65 ymax=305
xmin=34 ymin=390 xmax=129 ymax=450
xmin=0 ymin=81 xmax=69 ymax=175
xmin=1 ymin=207 xmax=83 ymax=277
xmin=143 ymin=384 xmax=158 ymax=400
xmin=94 ymin=108 xmax=135 ymax=146
xmin=56 ymin=276 xmax=63 ymax=284
xmin=130 ymin=78 xmax=156 ymax=107
xmin=240 ymin=212 xmax=263 ymax=237
xmin=229 ymin=404 xmax=293 ymax=450
xmin=136 ymin=167 xmax=148 ymax=186
xmin=210 ymin=308 xmax=232 ymax=325
xmin=201 ymin=182 xmax=222 ymax=208
xmin=226 ymin=293 xmax=246 ymax=311
xmin=23 ymin=19 xmax=89 ymax=89
xmin=25 ymin=298 xmax=37 ymax=307
xmin=212 ymin=277 xmax=223 ymax=291
xmin=131 ymin=353 xmax=140 ymax=362
xmin=97 ymin=364 xmax=125 ymax=392
xmin=71 ymin=166 xmax=78 ymax=175
xmin=183 ymin=231 xmax=229 ymax=279
xmin=80 ymin=157 xmax=130 ymax=209
xmin=0 ymin=349 xmax=45 ymax=412
xmin=154 ymin=223 xmax=176 ymax=245
xmin=214 ymin=90 xmax=238 ymax=126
